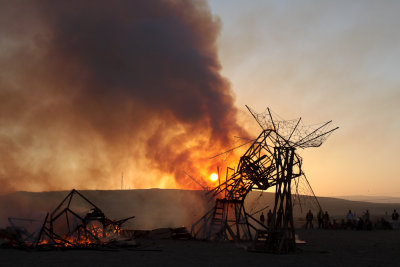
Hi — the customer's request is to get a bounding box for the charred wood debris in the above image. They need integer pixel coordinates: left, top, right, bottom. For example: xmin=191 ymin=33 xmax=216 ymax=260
xmin=0 ymin=189 xmax=190 ymax=251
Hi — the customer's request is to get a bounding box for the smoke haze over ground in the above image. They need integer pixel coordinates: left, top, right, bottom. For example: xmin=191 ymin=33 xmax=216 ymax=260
xmin=0 ymin=0 xmax=247 ymax=193
xmin=0 ymin=189 xmax=212 ymax=229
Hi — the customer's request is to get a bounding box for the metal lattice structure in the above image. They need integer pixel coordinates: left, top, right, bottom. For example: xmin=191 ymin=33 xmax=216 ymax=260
xmin=36 ymin=189 xmax=135 ymax=248
xmin=191 ymin=106 xmax=338 ymax=253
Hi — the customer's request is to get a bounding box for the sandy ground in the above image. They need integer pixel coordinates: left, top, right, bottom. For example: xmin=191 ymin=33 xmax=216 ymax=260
xmin=1 ymin=229 xmax=399 ymax=267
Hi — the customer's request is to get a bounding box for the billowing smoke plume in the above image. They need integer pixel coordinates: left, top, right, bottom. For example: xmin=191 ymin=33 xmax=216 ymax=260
xmin=0 ymin=0 xmax=247 ymax=193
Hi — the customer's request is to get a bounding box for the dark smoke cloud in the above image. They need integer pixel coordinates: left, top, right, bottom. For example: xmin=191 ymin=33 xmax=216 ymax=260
xmin=0 ymin=0 xmax=247 ymax=193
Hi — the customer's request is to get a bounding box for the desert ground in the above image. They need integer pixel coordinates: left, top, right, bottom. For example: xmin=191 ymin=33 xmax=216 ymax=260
xmin=1 ymin=189 xmax=399 ymax=266
xmin=1 ymin=229 xmax=399 ymax=266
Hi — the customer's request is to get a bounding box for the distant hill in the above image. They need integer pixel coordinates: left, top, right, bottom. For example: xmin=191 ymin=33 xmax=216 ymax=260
xmin=336 ymin=195 xmax=400 ymax=204
xmin=0 ymin=189 xmax=399 ymax=229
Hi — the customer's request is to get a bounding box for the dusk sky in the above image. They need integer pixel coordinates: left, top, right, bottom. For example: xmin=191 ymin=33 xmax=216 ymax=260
xmin=208 ymin=0 xmax=400 ymax=197
xmin=0 ymin=1 xmax=399 ymax=198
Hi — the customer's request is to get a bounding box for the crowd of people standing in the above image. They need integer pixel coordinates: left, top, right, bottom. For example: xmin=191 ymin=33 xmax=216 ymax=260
xmin=303 ymin=209 xmax=400 ymax=230
xmin=259 ymin=208 xmax=400 ymax=230
xmin=305 ymin=209 xmax=333 ymax=229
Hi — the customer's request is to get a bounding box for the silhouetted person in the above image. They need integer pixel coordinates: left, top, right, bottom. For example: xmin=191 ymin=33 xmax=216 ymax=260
xmin=323 ymin=211 xmax=330 ymax=229
xmin=364 ymin=210 xmax=370 ymax=221
xmin=346 ymin=210 xmax=354 ymax=229
xmin=317 ymin=209 xmax=323 ymax=229
xmin=392 ymin=209 xmax=399 ymax=221
xmin=392 ymin=209 xmax=399 ymax=229
xmin=267 ymin=209 xmax=273 ymax=226
xmin=260 ymin=212 xmax=265 ymax=225
xmin=306 ymin=210 xmax=314 ymax=229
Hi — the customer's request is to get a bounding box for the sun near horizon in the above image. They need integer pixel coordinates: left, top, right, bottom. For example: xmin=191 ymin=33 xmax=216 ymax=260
xmin=210 ymin=173 xmax=219 ymax=182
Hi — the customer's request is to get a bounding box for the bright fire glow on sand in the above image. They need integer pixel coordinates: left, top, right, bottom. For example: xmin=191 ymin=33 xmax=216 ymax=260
xmin=210 ymin=173 xmax=218 ymax=182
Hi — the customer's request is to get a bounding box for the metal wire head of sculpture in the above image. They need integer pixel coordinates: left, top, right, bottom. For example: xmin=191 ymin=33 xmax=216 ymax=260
xmin=246 ymin=105 xmax=338 ymax=148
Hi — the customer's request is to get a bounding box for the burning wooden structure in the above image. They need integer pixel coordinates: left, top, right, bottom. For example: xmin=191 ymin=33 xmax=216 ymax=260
xmin=36 ymin=189 xmax=135 ymax=248
xmin=191 ymin=106 xmax=338 ymax=253
xmin=2 ymin=189 xmax=135 ymax=249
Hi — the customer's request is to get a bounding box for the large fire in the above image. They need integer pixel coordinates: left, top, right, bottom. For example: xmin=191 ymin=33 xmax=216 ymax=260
xmin=38 ymin=221 xmax=122 ymax=248
xmin=0 ymin=190 xmax=136 ymax=249
xmin=1 ymin=189 xmax=196 ymax=249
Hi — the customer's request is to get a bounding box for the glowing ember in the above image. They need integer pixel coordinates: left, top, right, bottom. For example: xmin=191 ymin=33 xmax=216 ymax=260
xmin=210 ymin=173 xmax=218 ymax=182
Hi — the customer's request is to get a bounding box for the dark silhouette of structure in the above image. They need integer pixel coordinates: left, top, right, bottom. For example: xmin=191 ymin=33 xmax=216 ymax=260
xmin=36 ymin=189 xmax=135 ymax=247
xmin=191 ymin=106 xmax=338 ymax=253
